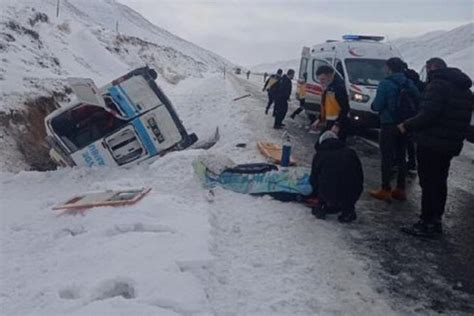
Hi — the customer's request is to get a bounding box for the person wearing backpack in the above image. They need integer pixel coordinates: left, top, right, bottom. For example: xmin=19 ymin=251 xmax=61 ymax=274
xmin=398 ymin=58 xmax=472 ymax=237
xmin=263 ymin=69 xmax=283 ymax=116
xmin=369 ymin=57 xmax=420 ymax=202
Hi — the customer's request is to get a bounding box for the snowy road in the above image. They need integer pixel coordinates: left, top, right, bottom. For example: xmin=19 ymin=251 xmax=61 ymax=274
xmin=236 ymin=73 xmax=474 ymax=315
xmin=1 ymin=73 xmax=473 ymax=315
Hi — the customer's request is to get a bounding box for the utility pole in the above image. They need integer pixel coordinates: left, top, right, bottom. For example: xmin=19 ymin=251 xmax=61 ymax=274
xmin=56 ymin=0 xmax=60 ymax=17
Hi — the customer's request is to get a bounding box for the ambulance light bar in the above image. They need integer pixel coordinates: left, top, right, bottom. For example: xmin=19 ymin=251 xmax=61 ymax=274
xmin=342 ymin=35 xmax=384 ymax=42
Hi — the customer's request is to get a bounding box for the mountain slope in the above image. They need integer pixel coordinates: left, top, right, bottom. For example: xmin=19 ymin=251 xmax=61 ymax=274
xmin=250 ymin=23 xmax=473 ymax=78
xmin=393 ymin=23 xmax=473 ymax=76
xmin=0 ymin=0 xmax=233 ymax=111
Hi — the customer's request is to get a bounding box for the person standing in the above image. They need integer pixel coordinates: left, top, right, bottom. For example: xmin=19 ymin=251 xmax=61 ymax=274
xmin=263 ymin=72 xmax=268 ymax=83
xmin=311 ymin=65 xmax=350 ymax=141
xmin=369 ymin=58 xmax=420 ymax=202
xmin=403 ymin=63 xmax=425 ymax=171
xmin=398 ymin=58 xmax=472 ymax=238
xmin=246 ymin=70 xmax=251 ymax=80
xmin=263 ymin=69 xmax=283 ymax=115
xmin=273 ymin=69 xmax=295 ymax=129
xmin=290 ymin=72 xmax=307 ymax=119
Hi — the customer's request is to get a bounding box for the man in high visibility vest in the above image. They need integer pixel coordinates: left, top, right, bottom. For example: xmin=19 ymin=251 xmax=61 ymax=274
xmin=290 ymin=72 xmax=307 ymax=119
xmin=263 ymin=69 xmax=283 ymax=116
xmin=311 ymin=65 xmax=350 ymax=141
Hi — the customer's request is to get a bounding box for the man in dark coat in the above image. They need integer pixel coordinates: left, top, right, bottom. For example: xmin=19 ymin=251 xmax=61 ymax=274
xmin=273 ymin=69 xmax=295 ymax=129
xmin=310 ymin=130 xmax=364 ymax=223
xmin=403 ymin=63 xmax=425 ymax=171
xmin=398 ymin=57 xmax=473 ymax=238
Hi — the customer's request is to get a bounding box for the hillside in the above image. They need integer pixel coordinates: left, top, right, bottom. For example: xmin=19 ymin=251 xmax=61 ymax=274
xmin=0 ymin=0 xmax=233 ymax=111
xmin=0 ymin=0 xmax=234 ymax=172
xmin=393 ymin=23 xmax=473 ymax=77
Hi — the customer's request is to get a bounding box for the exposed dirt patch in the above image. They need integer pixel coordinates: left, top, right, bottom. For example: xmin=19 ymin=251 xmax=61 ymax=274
xmin=1 ymin=89 xmax=71 ymax=171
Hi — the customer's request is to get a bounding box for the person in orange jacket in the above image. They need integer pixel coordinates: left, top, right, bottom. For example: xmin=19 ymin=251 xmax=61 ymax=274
xmin=290 ymin=72 xmax=307 ymax=119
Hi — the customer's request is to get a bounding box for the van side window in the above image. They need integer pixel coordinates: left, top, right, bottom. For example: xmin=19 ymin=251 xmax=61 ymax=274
xmin=299 ymin=58 xmax=308 ymax=80
xmin=312 ymin=59 xmax=330 ymax=83
xmin=336 ymin=60 xmax=345 ymax=79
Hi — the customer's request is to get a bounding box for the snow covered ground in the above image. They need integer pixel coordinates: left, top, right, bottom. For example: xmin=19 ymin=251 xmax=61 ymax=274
xmin=1 ymin=74 xmax=405 ymax=315
xmin=0 ymin=0 xmax=232 ymax=112
xmin=1 ymin=1 xmax=472 ymax=315
xmin=0 ymin=0 xmax=234 ymax=173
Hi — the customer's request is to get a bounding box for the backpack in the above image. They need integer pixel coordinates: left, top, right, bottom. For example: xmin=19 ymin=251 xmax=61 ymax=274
xmin=268 ymin=77 xmax=281 ymax=97
xmin=387 ymin=78 xmax=419 ymax=123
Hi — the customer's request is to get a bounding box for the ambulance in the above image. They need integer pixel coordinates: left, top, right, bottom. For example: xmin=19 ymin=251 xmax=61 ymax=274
xmin=297 ymin=35 xmax=402 ymax=128
xmin=44 ymin=67 xmax=197 ymax=168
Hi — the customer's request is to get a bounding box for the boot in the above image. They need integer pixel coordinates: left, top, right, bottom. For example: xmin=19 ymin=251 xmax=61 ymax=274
xmin=401 ymin=220 xmax=442 ymax=238
xmin=338 ymin=211 xmax=357 ymax=223
xmin=369 ymin=188 xmax=392 ymax=202
xmin=311 ymin=203 xmax=326 ymax=220
xmin=391 ymin=188 xmax=407 ymax=201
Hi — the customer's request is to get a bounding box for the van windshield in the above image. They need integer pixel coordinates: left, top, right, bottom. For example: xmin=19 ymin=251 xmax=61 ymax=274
xmin=51 ymin=104 xmax=127 ymax=152
xmin=345 ymin=58 xmax=387 ymax=86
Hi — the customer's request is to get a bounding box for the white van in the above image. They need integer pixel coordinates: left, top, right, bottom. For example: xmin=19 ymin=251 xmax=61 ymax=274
xmin=297 ymin=35 xmax=402 ymax=128
xmin=44 ymin=67 xmax=197 ymax=168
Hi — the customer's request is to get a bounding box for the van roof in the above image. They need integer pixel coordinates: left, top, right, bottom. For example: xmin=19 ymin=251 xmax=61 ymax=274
xmin=307 ymin=38 xmax=400 ymax=59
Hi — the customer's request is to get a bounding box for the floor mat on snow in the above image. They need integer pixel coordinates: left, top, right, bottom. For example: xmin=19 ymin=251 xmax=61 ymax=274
xmin=52 ymin=188 xmax=151 ymax=213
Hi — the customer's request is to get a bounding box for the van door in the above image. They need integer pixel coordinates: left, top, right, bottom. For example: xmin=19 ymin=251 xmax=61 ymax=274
xmin=304 ymin=58 xmax=331 ymax=114
xmin=107 ymin=75 xmax=164 ymax=119
xmin=298 ymin=57 xmax=309 ymax=80
xmin=67 ymin=78 xmax=106 ymax=108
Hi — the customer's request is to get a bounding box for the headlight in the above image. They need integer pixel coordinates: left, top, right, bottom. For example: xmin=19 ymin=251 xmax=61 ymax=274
xmin=350 ymin=90 xmax=370 ymax=103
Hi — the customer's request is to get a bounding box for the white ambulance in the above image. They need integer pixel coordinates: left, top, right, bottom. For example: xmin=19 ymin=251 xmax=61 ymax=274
xmin=44 ymin=67 xmax=197 ymax=168
xmin=297 ymin=35 xmax=402 ymax=128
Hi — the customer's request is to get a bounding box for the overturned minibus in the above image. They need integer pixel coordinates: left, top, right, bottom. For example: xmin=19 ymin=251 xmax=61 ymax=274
xmin=45 ymin=67 xmax=197 ymax=168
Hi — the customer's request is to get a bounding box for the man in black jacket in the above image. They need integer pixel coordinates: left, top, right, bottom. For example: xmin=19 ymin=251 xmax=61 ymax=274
xmin=398 ymin=58 xmax=473 ymax=238
xmin=273 ymin=69 xmax=295 ymax=129
xmin=263 ymin=69 xmax=283 ymax=116
xmin=403 ymin=63 xmax=425 ymax=171
xmin=310 ymin=129 xmax=364 ymax=223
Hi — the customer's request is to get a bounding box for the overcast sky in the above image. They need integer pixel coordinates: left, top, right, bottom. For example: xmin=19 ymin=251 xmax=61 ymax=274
xmin=117 ymin=0 xmax=473 ymax=66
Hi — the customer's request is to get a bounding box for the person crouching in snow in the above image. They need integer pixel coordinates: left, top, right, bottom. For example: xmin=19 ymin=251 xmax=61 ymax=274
xmin=310 ymin=128 xmax=364 ymax=223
